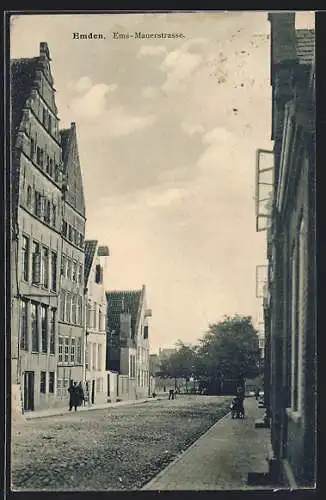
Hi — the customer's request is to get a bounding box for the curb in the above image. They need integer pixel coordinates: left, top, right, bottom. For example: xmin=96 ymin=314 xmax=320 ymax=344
xmin=141 ymin=409 xmax=232 ymax=490
xmin=23 ymin=398 xmax=155 ymax=421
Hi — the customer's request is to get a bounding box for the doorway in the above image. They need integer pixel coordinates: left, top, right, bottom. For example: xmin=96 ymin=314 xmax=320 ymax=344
xmin=23 ymin=371 xmax=35 ymax=411
xmin=91 ymin=379 xmax=95 ymax=404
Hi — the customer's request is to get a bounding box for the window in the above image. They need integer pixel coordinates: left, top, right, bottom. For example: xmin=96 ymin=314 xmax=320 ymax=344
xmin=144 ymin=325 xmax=149 ymax=340
xmin=41 ymin=304 xmax=48 ymax=353
xmin=40 ymin=371 xmax=46 ymax=393
xmin=78 ymin=264 xmax=82 ymax=283
xmin=48 ymin=115 xmax=52 ymax=134
xmin=64 ymin=337 xmax=70 ymax=363
xmin=45 ymin=200 xmax=51 ymax=224
xmin=72 ymin=295 xmax=77 ymax=324
xmin=77 ymin=296 xmax=83 ymax=325
xmin=74 ymin=231 xmax=79 ymax=246
xmin=36 ymin=146 xmax=42 ymax=165
xmin=95 ymin=264 xmax=103 ymax=284
xmin=97 ymin=344 xmax=102 ymax=371
xmin=57 ymin=378 xmax=62 ymax=396
xmin=68 ymin=225 xmax=73 ymax=241
xmin=59 ymin=290 xmax=65 ymax=322
xmin=62 ymin=220 xmax=68 ymax=238
xmin=67 ymin=259 xmax=72 ymax=280
xmin=32 ymin=241 xmax=41 ymax=284
xmin=41 ymin=246 xmax=49 ymax=288
xmin=58 ymin=336 xmax=63 ymax=363
xmin=76 ymin=337 xmax=82 ymax=364
xmin=30 ymin=137 xmax=35 ymax=159
xmin=21 ymin=235 xmax=29 ymax=281
xmin=51 ymin=251 xmax=57 ymax=291
xmin=61 ymin=255 xmax=66 ymax=276
xmin=72 ymin=262 xmax=77 ymax=282
xmin=99 ymin=308 xmax=102 ymax=332
xmin=55 ymin=164 xmax=59 ymax=182
xmin=70 ymin=338 xmax=76 ymax=364
xmin=92 ymin=343 xmax=97 ymax=370
xmin=94 ymin=303 xmax=97 ymax=329
xmin=26 ymin=185 xmax=32 ymax=209
xmin=20 ymin=300 xmax=28 ymax=350
xmin=34 ymin=192 xmax=45 ymax=219
xmin=50 ymin=308 xmax=56 ymax=354
xmin=52 ymin=204 xmax=56 ymax=227
xmin=42 ymin=107 xmax=47 ymax=125
xmin=46 ymin=154 xmax=50 ymax=174
xmin=66 ymin=294 xmax=71 ymax=323
xmin=31 ymin=302 xmax=39 ymax=352
xmin=49 ymin=372 xmax=55 ymax=393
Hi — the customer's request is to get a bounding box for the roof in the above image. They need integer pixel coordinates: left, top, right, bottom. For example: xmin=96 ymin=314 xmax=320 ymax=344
xmin=296 ymin=29 xmax=315 ymax=65
xmin=106 ymin=290 xmax=142 ymax=338
xmin=11 ymin=57 xmax=39 ymax=145
xmin=60 ymin=123 xmax=86 ymax=216
xmin=84 ymin=240 xmax=98 ymax=284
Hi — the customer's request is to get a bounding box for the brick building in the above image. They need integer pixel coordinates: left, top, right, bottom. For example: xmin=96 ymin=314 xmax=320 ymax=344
xmin=11 ymin=43 xmax=63 ymax=411
xmin=258 ymin=13 xmax=316 ymax=487
xmin=55 ymin=122 xmax=86 ymax=407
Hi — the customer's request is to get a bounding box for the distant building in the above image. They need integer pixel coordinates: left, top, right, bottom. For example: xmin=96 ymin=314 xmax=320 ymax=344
xmin=84 ymin=240 xmax=110 ymax=405
xmin=11 ymin=42 xmax=64 ymax=412
xmin=158 ymin=347 xmax=177 ymax=361
xmin=106 ymin=286 xmax=152 ymax=400
xmin=257 ymin=13 xmax=316 ymax=487
xmin=56 ymin=122 xmax=86 ymax=407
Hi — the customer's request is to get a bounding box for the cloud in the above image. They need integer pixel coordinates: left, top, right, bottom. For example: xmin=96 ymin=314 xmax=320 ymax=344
xmin=181 ymin=121 xmax=205 ymax=137
xmin=137 ymin=45 xmax=167 ymax=57
xmin=74 ymin=76 xmax=93 ymax=93
xmin=141 ymin=86 xmax=159 ymax=99
xmin=101 ymin=106 xmax=156 ymax=138
xmin=70 ymin=82 xmax=117 ymax=120
xmin=140 ymin=187 xmax=189 ymax=208
xmin=159 ymin=38 xmax=208 ymax=93
xmin=161 ymin=51 xmax=203 ymax=92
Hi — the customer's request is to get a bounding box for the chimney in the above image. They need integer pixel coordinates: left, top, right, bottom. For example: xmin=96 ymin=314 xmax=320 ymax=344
xmin=268 ymin=12 xmax=297 ymax=66
xmin=40 ymin=42 xmax=51 ymax=61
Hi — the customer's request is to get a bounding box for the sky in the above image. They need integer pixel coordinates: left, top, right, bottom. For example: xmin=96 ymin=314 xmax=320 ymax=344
xmin=10 ymin=11 xmax=315 ymax=353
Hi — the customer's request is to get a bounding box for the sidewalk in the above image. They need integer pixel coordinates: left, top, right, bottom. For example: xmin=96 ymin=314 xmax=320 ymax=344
xmin=142 ymin=397 xmax=273 ymax=490
xmin=22 ymin=396 xmax=161 ymax=421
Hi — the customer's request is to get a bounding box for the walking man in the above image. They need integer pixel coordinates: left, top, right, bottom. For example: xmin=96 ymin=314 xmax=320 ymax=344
xmin=68 ymin=381 xmax=79 ymax=411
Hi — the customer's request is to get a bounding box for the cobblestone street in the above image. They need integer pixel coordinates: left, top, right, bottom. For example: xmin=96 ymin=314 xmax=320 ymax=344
xmin=11 ymin=395 xmax=232 ymax=491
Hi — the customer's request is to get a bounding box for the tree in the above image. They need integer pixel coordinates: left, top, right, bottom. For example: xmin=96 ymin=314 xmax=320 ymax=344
xmin=194 ymin=315 xmax=261 ymax=391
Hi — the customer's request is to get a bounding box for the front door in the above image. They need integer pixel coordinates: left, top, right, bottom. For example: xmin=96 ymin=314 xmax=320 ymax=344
xmin=24 ymin=371 xmax=35 ymax=411
xmin=91 ymin=379 xmax=95 ymax=404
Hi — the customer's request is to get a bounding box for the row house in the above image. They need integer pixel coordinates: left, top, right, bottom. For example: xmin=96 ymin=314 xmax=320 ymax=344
xmin=11 ymin=43 xmax=63 ymax=411
xmin=55 ymin=122 xmax=86 ymax=407
xmin=256 ymin=13 xmax=316 ymax=487
xmin=84 ymin=240 xmax=110 ymax=405
xmin=106 ymin=286 xmax=152 ymax=400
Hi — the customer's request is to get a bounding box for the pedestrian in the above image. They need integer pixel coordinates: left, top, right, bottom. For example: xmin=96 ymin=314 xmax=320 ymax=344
xmin=68 ymin=381 xmax=78 ymax=411
xmin=168 ymin=389 xmax=174 ymax=400
xmin=255 ymin=388 xmax=260 ymax=401
xmin=76 ymin=381 xmax=85 ymax=407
